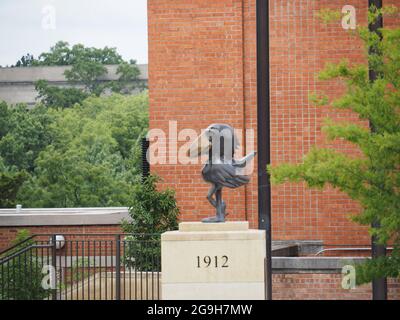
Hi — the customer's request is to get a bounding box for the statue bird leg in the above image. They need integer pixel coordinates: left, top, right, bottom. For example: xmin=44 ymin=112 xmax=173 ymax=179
xmin=203 ymin=186 xmax=226 ymax=223
xmin=215 ymin=188 xmax=226 ymax=219
xmin=206 ymin=184 xmax=217 ymax=208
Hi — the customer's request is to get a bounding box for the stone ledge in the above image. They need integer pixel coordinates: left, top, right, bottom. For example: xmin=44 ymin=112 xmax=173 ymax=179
xmin=179 ymin=221 xmax=249 ymax=232
xmin=0 ymin=65 xmax=148 ymax=83
xmin=272 ymin=240 xmax=324 ymax=255
xmin=272 ymin=257 xmax=367 ymax=273
xmin=162 ymin=229 xmax=265 ymax=241
xmin=0 ymin=207 xmax=131 ymax=226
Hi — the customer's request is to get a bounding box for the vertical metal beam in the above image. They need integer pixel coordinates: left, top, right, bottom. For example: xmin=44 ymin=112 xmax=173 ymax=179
xmin=115 ymin=235 xmax=121 ymax=300
xmin=368 ymin=0 xmax=387 ymax=301
xmin=256 ymin=0 xmax=272 ymax=300
xmin=141 ymin=137 xmax=150 ymax=182
xmin=51 ymin=234 xmax=57 ymax=300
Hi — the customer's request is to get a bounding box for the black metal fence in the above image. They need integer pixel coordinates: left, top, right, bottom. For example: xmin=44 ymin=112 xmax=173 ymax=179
xmin=0 ymin=234 xmax=161 ymax=300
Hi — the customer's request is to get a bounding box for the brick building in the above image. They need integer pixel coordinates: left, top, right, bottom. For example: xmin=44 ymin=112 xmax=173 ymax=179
xmin=148 ymin=0 xmax=399 ymax=247
xmin=1 ymin=0 xmax=399 ymax=301
xmin=0 ymin=208 xmax=127 ymax=251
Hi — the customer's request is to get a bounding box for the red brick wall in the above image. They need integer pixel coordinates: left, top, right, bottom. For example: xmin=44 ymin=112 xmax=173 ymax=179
xmin=269 ymin=0 xmax=369 ymax=244
xmin=148 ymin=0 xmax=400 ymax=245
xmin=0 ymin=225 xmax=122 ymax=252
xmin=148 ymin=0 xmax=252 ymax=224
xmin=273 ymin=274 xmax=400 ymax=300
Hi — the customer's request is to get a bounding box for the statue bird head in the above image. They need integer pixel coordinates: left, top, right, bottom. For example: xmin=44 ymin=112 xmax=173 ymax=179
xmin=187 ymin=123 xmax=239 ymax=159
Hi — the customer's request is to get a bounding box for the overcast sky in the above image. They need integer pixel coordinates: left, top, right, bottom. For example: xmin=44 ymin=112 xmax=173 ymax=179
xmin=0 ymin=0 xmax=148 ymax=66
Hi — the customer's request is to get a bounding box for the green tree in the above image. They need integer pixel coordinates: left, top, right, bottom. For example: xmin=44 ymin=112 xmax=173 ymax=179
xmin=0 ymin=101 xmax=10 ymax=138
xmin=268 ymin=7 xmax=400 ymax=284
xmin=14 ymin=53 xmax=35 ymax=67
xmin=17 ymin=41 xmax=124 ymax=67
xmin=20 ymin=139 xmax=134 ymax=208
xmin=0 ymin=103 xmax=54 ymax=172
xmin=0 ymin=159 xmax=28 ymax=208
xmin=121 ymin=175 xmax=179 ymax=271
xmin=18 ymin=93 xmax=149 ymax=208
xmin=110 ymin=60 xmax=145 ymax=94
xmin=16 ymin=41 xmax=144 ymax=107
xmin=34 ymin=80 xmax=89 ymax=109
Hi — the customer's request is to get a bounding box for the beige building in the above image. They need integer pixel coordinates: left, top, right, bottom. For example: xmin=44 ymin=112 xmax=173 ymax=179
xmin=0 ymin=64 xmax=148 ymax=106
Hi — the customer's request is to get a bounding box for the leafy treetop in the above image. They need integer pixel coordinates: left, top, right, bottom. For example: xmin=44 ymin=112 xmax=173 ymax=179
xmin=14 ymin=41 xmax=144 ymax=107
xmin=15 ymin=41 xmax=124 ymax=67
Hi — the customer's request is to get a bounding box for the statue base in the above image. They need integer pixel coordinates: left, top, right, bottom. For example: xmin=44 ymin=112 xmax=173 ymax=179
xmin=161 ymin=221 xmax=266 ymax=300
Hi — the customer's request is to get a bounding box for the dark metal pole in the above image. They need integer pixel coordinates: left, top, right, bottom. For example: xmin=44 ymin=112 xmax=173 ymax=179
xmin=368 ymin=0 xmax=387 ymax=301
xmin=256 ymin=0 xmax=272 ymax=300
xmin=141 ymin=137 xmax=150 ymax=182
xmin=115 ymin=235 xmax=121 ymax=300
xmin=51 ymin=234 xmax=57 ymax=300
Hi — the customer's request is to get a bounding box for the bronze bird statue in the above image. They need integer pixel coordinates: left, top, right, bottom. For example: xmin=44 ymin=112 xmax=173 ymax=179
xmin=188 ymin=124 xmax=256 ymax=223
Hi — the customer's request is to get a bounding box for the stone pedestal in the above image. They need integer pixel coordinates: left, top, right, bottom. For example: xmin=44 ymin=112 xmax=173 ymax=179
xmin=161 ymin=221 xmax=266 ymax=300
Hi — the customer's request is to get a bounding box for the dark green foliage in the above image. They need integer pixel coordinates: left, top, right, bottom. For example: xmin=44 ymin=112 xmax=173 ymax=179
xmin=355 ymin=247 xmax=400 ymax=283
xmin=0 ymin=101 xmax=10 ymax=138
xmin=14 ymin=53 xmax=35 ymax=67
xmin=123 ymin=235 xmax=162 ymax=272
xmin=0 ymin=169 xmax=28 ymax=208
xmin=63 ymin=59 xmax=108 ymax=96
xmin=0 ymin=92 xmax=148 ymax=209
xmin=0 ymin=230 xmax=49 ymax=300
xmin=0 ymin=103 xmax=53 ymax=208
xmin=18 ymin=93 xmax=148 ymax=208
xmin=122 ymin=175 xmax=179 ymax=236
xmin=35 ymin=80 xmax=89 ymax=109
xmin=121 ymin=175 xmax=179 ymax=271
xmin=16 ymin=41 xmax=124 ymax=67
xmin=269 ymin=8 xmax=400 ymax=284
xmin=0 ymin=103 xmax=54 ymax=172
xmin=110 ymin=60 xmax=146 ymax=94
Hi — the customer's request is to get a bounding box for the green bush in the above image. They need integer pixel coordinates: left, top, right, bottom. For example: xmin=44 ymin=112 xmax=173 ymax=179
xmin=121 ymin=175 xmax=179 ymax=271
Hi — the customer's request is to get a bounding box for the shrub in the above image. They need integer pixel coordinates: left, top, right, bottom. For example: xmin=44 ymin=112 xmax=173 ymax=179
xmin=121 ymin=175 xmax=179 ymax=271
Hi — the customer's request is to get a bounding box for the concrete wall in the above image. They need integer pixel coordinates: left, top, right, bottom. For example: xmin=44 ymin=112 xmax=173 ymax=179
xmin=0 ymin=64 xmax=148 ymax=106
xmin=0 ymin=207 xmax=130 ymax=227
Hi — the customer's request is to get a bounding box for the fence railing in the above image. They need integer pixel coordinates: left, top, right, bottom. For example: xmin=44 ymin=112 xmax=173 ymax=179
xmin=0 ymin=233 xmax=161 ymax=300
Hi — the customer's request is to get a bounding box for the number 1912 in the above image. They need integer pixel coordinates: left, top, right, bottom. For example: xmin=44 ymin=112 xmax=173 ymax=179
xmin=196 ymin=255 xmax=229 ymax=268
